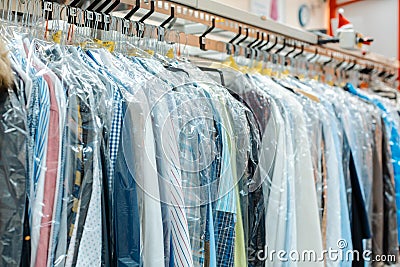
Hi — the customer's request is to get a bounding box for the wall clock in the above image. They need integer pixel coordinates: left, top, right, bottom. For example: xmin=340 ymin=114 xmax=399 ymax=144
xmin=298 ymin=4 xmax=311 ymax=27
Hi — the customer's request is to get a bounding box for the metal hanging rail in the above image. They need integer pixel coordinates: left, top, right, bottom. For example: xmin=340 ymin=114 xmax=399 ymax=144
xmin=118 ymin=0 xmax=317 ymax=43
xmin=117 ymin=0 xmax=399 ymax=70
xmin=2 ymin=0 xmax=398 ymax=69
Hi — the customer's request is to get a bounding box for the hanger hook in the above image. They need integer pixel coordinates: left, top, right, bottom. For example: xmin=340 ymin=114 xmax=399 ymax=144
xmin=284 ymin=41 xmax=296 ymax=57
xmin=87 ymin=0 xmax=103 ymax=11
xmin=293 ymin=44 xmax=304 ymax=58
xmin=160 ymin=6 xmax=175 ymax=28
xmin=266 ymin=36 xmax=278 ymax=52
xmin=323 ymin=52 xmax=334 ymax=66
xmin=104 ymin=0 xmax=120 ymax=14
xmin=96 ymin=0 xmax=115 ymax=12
xmin=139 ymin=0 xmax=155 ymax=23
xmin=199 ymin=17 xmax=215 ymax=50
xmin=335 ymin=56 xmax=346 ymax=70
xmin=70 ymin=0 xmax=81 ymax=7
xmin=274 ymin=38 xmax=286 ymax=54
xmin=252 ymin=32 xmax=264 ymax=48
xmin=307 ymin=48 xmax=318 ymax=62
xmin=346 ymin=59 xmax=357 ymax=71
xmin=124 ymin=0 xmax=140 ymax=20
xmin=258 ymin=33 xmax=270 ymax=50
xmin=247 ymin=31 xmax=260 ymax=48
xmin=236 ymin=28 xmax=249 ymax=45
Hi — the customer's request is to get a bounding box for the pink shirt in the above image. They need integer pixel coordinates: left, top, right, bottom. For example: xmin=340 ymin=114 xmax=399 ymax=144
xmin=35 ymin=73 xmax=60 ymax=267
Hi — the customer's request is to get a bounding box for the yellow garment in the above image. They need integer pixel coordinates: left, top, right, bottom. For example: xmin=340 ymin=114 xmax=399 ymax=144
xmin=234 ymin=185 xmax=247 ymax=267
xmin=221 ymin=98 xmax=247 ymax=267
xmin=295 ymin=89 xmax=320 ymax=103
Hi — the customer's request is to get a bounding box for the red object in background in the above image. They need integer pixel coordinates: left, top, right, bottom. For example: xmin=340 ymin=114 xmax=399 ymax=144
xmin=328 ymin=0 xmax=364 ymax=35
xmin=398 ymin=0 xmax=400 ymax=90
xmin=328 ymin=0 xmax=399 ymax=90
xmin=338 ymin=12 xmax=352 ymax=29
xmin=270 ymin=0 xmax=279 ymax=21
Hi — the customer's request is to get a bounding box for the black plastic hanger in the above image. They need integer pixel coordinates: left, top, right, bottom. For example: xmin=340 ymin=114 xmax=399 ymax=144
xmin=307 ymin=48 xmax=318 ymax=62
xmin=199 ymin=18 xmax=215 ymax=50
xmin=158 ymin=6 xmax=175 ymax=41
xmin=236 ymin=28 xmax=249 ymax=45
xmin=229 ymin=26 xmax=242 ymax=44
xmin=274 ymin=38 xmax=286 ymax=54
xmin=246 ymin=31 xmax=259 ymax=58
xmin=293 ymin=44 xmax=304 ymax=58
xmin=359 ymin=64 xmax=372 ymax=75
xmin=385 ymin=72 xmax=395 ymax=80
xmin=124 ymin=0 xmax=140 ymax=20
xmin=378 ymin=68 xmax=387 ymax=77
xmin=160 ymin=6 xmax=175 ymax=28
xmin=165 ymin=66 xmax=189 ymax=77
xmin=247 ymin=32 xmax=260 ymax=48
xmin=265 ymin=36 xmax=278 ymax=52
xmin=139 ymin=0 xmax=155 ymax=23
xmin=70 ymin=0 xmax=82 ymax=7
xmin=199 ymin=67 xmax=225 ymax=86
xmin=346 ymin=60 xmax=357 ymax=71
xmin=87 ymin=0 xmax=102 ymax=11
xmin=227 ymin=26 xmax=242 ymax=55
xmin=100 ymin=0 xmax=120 ymax=14
xmin=284 ymin=42 xmax=296 ymax=57
xmin=323 ymin=52 xmax=333 ymax=66
xmin=96 ymin=0 xmax=112 ymax=12
xmin=252 ymin=32 xmax=265 ymax=48
xmin=335 ymin=57 xmax=346 ymax=70
xmin=258 ymin=34 xmax=270 ymax=50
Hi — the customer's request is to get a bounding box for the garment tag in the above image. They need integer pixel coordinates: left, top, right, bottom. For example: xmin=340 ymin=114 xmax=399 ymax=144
xmin=93 ymin=38 xmax=102 ymax=44
xmin=227 ymin=55 xmax=239 ymax=71
xmin=44 ymin=2 xmax=53 ymax=11
xmin=102 ymin=41 xmax=115 ymax=52
xmin=70 ymin=7 xmax=77 ymax=17
xmin=254 ymin=61 xmax=263 ymax=73
xmin=166 ymin=48 xmax=174 ymax=59
xmin=52 ymin=30 xmax=62 ymax=44
xmin=79 ymin=41 xmax=87 ymax=48
xmin=95 ymin=13 xmax=102 ymax=23
xmin=104 ymin=15 xmax=110 ymax=24
xmin=128 ymin=48 xmax=138 ymax=57
xmin=145 ymin=49 xmax=155 ymax=56
xmin=86 ymin=11 xmax=94 ymax=21
xmin=240 ymin=65 xmax=249 ymax=74
xmin=261 ymin=68 xmax=272 ymax=76
xmin=124 ymin=20 xmax=130 ymax=29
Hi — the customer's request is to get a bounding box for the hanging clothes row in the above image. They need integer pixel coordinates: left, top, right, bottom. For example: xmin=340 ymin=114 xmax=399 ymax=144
xmin=0 ymin=3 xmax=400 ymax=267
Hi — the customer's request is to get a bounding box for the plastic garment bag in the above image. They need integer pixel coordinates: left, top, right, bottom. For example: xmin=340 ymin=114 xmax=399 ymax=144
xmin=210 ymin=67 xmax=273 ymax=267
xmin=253 ymin=74 xmax=324 ymax=267
xmin=117 ymin=54 xmax=196 ymax=267
xmin=345 ymin=84 xmax=400 ymax=262
xmin=23 ymin=40 xmax=112 ymax=267
xmin=279 ymin=77 xmax=353 ymax=267
xmin=0 ymin=84 xmax=27 ymax=266
xmin=89 ymin=49 xmax=165 ymax=267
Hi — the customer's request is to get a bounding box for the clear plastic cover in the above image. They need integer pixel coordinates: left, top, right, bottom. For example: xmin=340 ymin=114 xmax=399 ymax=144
xmin=3 ymin=12 xmax=400 ymax=267
xmin=0 ymin=62 xmax=27 ymax=266
xmin=23 ymin=38 xmax=113 ymax=267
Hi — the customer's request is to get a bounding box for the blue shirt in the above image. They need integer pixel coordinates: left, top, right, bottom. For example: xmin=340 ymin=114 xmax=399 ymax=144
xmin=347 ymin=83 xmax=400 ymax=244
